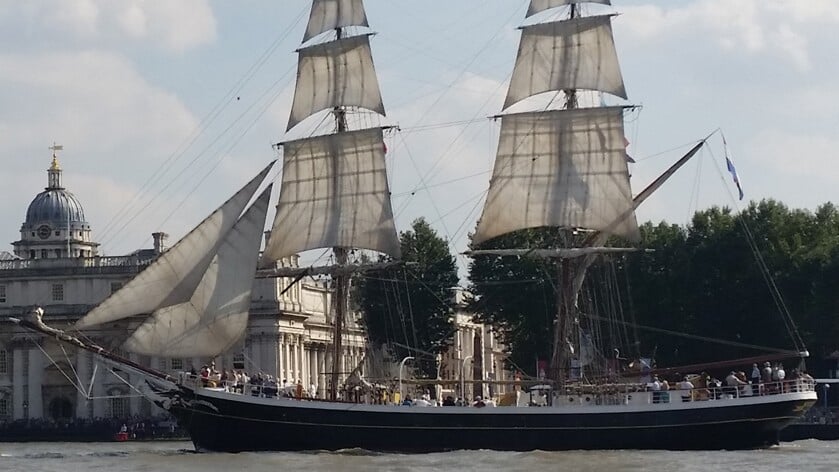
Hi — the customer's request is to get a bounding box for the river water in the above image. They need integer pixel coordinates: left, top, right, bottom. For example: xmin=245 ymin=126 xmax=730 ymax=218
xmin=0 ymin=440 xmax=834 ymax=472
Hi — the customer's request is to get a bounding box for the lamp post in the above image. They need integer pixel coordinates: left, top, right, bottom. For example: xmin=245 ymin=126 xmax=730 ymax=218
xmin=398 ymin=356 xmax=415 ymax=400
xmin=461 ymin=355 xmax=473 ymax=403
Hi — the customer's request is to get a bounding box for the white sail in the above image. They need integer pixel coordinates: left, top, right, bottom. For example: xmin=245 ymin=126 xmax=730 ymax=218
xmin=504 ymin=15 xmax=626 ymax=110
xmin=472 ymin=107 xmax=639 ymax=245
xmin=75 ymin=162 xmax=274 ymax=329
xmin=264 ymin=127 xmax=400 ymax=261
xmin=304 ymin=0 xmax=369 ymax=42
xmin=123 ymin=186 xmax=272 ymax=357
xmin=287 ymin=34 xmax=385 ymax=131
xmin=527 ymin=0 xmax=612 ymax=18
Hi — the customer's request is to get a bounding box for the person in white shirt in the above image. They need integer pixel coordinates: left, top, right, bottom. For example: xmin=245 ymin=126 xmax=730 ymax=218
xmin=679 ymin=377 xmax=694 ymax=402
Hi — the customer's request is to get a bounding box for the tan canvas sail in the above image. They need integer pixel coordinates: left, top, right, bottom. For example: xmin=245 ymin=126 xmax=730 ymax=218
xmin=304 ymin=0 xmax=369 ymax=42
xmin=527 ymin=0 xmax=612 ymax=18
xmin=123 ymin=186 xmax=272 ymax=357
xmin=504 ymin=15 xmax=626 ymax=110
xmin=264 ymin=127 xmax=400 ymax=261
xmin=75 ymin=162 xmax=274 ymax=329
xmin=473 ymin=107 xmax=639 ymax=245
xmin=287 ymin=34 xmax=385 ymax=131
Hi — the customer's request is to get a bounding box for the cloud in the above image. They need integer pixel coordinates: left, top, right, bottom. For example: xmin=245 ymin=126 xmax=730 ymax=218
xmin=0 ymin=50 xmax=201 ymax=255
xmin=616 ymin=0 xmax=833 ymax=72
xmin=1 ymin=0 xmax=217 ymax=53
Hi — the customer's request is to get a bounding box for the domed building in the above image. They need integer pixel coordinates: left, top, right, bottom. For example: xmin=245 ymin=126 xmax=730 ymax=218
xmin=12 ymin=150 xmax=98 ymax=259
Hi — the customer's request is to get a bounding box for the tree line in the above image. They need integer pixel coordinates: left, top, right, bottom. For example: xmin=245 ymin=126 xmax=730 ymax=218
xmin=357 ymin=200 xmax=839 ymax=379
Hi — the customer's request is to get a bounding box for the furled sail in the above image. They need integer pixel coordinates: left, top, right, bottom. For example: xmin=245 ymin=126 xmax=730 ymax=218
xmin=472 ymin=107 xmax=639 ymax=245
xmin=527 ymin=0 xmax=612 ymax=18
xmin=123 ymin=186 xmax=273 ymax=357
xmin=263 ymin=127 xmax=400 ymax=261
xmin=75 ymin=162 xmax=275 ymax=329
xmin=287 ymin=34 xmax=385 ymax=131
xmin=504 ymin=15 xmax=627 ymax=110
xmin=304 ymin=0 xmax=369 ymax=42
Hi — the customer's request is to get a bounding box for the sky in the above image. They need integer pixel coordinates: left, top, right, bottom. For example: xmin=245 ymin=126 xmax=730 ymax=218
xmin=1 ymin=0 xmax=837 ymax=279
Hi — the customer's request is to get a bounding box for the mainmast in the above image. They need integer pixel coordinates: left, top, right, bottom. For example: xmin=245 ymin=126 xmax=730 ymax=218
xmin=472 ymin=0 xmax=634 ymax=385
xmin=330 ymin=25 xmax=349 ymax=402
xmin=262 ymin=0 xmax=400 ymax=401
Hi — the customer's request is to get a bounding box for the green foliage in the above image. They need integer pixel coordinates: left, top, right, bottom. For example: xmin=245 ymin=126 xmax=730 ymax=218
xmin=466 ymin=200 xmax=839 ymax=374
xmin=466 ymin=227 xmax=570 ymax=375
xmin=356 ymin=218 xmax=459 ymax=378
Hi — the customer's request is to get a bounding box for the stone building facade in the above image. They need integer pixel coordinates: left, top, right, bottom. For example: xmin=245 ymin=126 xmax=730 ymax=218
xmin=438 ymin=290 xmax=511 ymax=401
xmin=0 ymin=153 xmax=365 ymax=423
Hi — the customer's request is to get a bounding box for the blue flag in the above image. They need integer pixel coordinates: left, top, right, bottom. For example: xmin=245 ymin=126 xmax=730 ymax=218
xmin=725 ymin=156 xmax=744 ymax=201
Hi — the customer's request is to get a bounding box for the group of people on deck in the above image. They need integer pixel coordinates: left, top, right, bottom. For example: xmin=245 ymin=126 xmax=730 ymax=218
xmin=646 ymin=361 xmax=812 ymax=403
xmin=192 ymin=364 xmax=317 ymax=399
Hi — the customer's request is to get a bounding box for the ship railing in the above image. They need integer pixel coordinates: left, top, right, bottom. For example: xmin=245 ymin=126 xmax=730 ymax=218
xmin=678 ymin=378 xmax=815 ymax=403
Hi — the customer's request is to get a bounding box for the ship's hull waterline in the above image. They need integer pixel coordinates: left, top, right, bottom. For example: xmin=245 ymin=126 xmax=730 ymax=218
xmin=158 ymin=386 xmax=816 ymax=453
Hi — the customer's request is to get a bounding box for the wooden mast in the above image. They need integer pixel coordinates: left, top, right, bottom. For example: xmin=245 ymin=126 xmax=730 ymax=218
xmin=550 ymin=3 xmax=580 ymax=386
xmin=329 ymin=26 xmax=349 ymax=402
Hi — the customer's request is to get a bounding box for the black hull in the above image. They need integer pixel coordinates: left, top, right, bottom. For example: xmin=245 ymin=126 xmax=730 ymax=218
xmin=780 ymin=423 xmax=839 ymax=442
xmin=159 ymin=388 xmax=815 ymax=452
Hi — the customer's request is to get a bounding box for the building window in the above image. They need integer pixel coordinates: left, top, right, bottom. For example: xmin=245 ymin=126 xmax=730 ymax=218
xmin=0 ymin=285 xmax=5 ymax=303
xmin=54 ymin=249 xmax=61 ymax=258
xmin=233 ymin=352 xmax=245 ymax=369
xmin=40 ymin=249 xmax=48 ymax=259
xmin=51 ymin=284 xmax=64 ymax=302
xmin=29 ymin=250 xmax=35 ymax=259
xmin=171 ymin=358 xmax=183 ymax=371
xmin=110 ymin=282 xmax=122 ymax=293
xmin=0 ymin=398 xmax=8 ymax=418
xmin=55 ymin=231 xmax=60 ymax=236
xmin=109 ymin=397 xmax=128 ymax=419
xmin=0 ymin=349 xmax=6 ymax=374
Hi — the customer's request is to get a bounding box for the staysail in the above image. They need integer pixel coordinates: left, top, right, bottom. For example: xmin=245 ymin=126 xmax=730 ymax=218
xmin=75 ymin=162 xmax=274 ymax=330
xmin=123 ymin=185 xmax=273 ymax=357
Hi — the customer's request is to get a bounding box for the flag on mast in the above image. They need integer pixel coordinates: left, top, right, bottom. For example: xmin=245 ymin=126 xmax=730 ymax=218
xmin=722 ymin=133 xmax=744 ymax=201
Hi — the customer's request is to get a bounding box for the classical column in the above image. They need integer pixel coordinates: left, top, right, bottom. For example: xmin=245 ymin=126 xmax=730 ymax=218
xmin=297 ymin=336 xmax=306 ymax=384
xmin=277 ymin=334 xmax=285 ymax=382
xmin=284 ymin=339 xmax=292 ymax=383
xmin=308 ymin=346 xmax=316 ymax=388
xmin=27 ymin=349 xmax=44 ymax=418
xmin=317 ymin=346 xmax=326 ymax=399
xmin=75 ymin=349 xmax=90 ymax=419
xmin=324 ymin=347 xmax=333 ymax=396
xmin=12 ymin=348 xmax=24 ymax=419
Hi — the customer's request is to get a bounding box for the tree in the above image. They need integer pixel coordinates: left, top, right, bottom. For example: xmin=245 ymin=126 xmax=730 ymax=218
xmin=467 ymin=228 xmax=569 ymax=376
xmin=356 ymin=218 xmax=459 ymax=379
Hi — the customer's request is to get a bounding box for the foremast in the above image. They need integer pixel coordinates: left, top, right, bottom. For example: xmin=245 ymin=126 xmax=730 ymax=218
xmin=261 ymin=0 xmax=400 ymax=401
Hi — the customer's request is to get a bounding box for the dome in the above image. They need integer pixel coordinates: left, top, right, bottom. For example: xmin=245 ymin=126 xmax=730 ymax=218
xmin=25 ymin=188 xmax=87 ymax=226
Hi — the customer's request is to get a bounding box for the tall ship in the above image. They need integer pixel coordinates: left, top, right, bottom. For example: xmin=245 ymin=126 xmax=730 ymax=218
xmin=11 ymin=0 xmax=816 ymax=452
